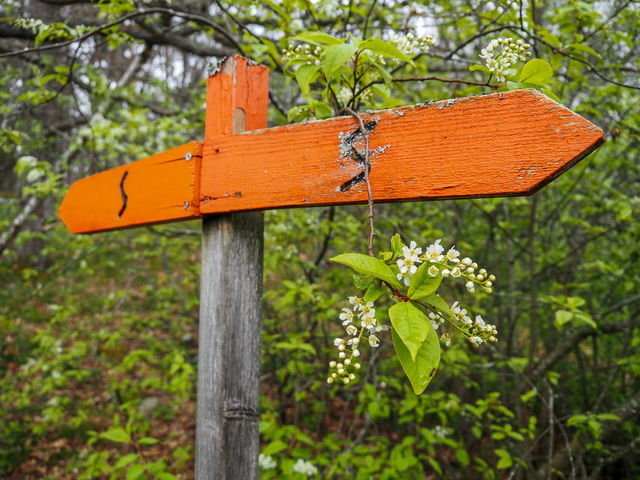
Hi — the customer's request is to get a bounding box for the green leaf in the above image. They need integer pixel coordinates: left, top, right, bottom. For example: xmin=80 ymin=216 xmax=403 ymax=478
xmin=520 ymin=389 xmax=538 ymax=403
xmin=126 ymin=464 xmax=145 ymax=480
xmin=392 ymin=322 xmax=440 ymax=395
xmin=495 ymin=449 xmax=513 ymax=469
xmin=360 ymin=38 xmax=413 ymax=64
xmin=156 ymin=473 xmax=179 ymax=480
xmin=389 ymin=302 xmax=429 ymax=361
xmin=364 ymin=283 xmax=385 ymax=303
xmin=568 ymin=43 xmax=601 ymax=59
xmin=115 ymin=454 xmax=138 ymax=469
xmin=262 ymin=439 xmax=288 ymax=456
xmin=519 ymin=59 xmax=553 ymax=85
xmin=295 ymin=64 xmax=320 ymax=95
xmin=390 ymin=233 xmax=404 ymax=256
xmin=100 ymin=427 xmax=131 ymax=443
xmin=330 ymin=253 xmax=401 ymax=289
xmin=426 ymin=457 xmax=442 ymax=474
xmin=574 ymin=312 xmax=597 ymax=330
xmin=455 ymin=448 xmax=470 ymax=466
xmin=469 ymin=64 xmax=490 ymax=74
xmin=322 ymin=43 xmax=357 ymax=77
xmin=596 ymin=413 xmax=620 ymax=422
xmin=353 ymin=274 xmax=372 ymax=290
xmin=554 ymin=310 xmax=573 ymax=328
xmin=421 ymin=294 xmax=450 ymax=317
xmin=540 ymin=88 xmax=561 ymax=102
xmin=408 ymin=263 xmax=443 ymax=300
xmin=370 ymin=83 xmax=390 ymax=99
xmin=567 ymin=414 xmax=588 ymax=426
xmin=138 ymin=437 xmax=158 ymax=445
xmin=372 ymin=61 xmax=393 ymax=83
xmin=311 ymin=100 xmax=332 ymax=119
xmin=287 ymin=105 xmax=311 ymax=122
xmin=295 ymin=31 xmax=342 ymax=45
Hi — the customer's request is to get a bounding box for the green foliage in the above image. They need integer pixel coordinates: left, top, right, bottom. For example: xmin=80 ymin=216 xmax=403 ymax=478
xmin=330 ymin=252 xmax=401 ymax=289
xmin=1 ymin=0 xmax=639 ymax=478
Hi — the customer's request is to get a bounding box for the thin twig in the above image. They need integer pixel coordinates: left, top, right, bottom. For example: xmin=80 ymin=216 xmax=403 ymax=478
xmin=344 ymin=107 xmax=375 ymax=257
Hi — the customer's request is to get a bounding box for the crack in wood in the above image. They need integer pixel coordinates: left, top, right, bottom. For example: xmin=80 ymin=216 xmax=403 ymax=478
xmin=222 ymin=401 xmax=259 ymax=421
xmin=337 ymin=172 xmax=366 ymax=192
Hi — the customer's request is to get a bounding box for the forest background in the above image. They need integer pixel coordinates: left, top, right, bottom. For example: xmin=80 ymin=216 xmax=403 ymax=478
xmin=0 ymin=0 xmax=638 ymax=479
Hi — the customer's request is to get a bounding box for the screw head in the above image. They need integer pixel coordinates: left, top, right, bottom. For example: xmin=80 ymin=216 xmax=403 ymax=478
xmin=185 ymin=152 xmax=192 ymax=161
xmin=183 ymin=201 xmax=189 ymax=210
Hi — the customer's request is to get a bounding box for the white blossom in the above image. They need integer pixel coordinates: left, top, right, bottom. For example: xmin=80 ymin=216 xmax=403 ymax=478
xmin=397 ymin=256 xmax=418 ymax=274
xmin=479 ymin=37 xmax=531 ymax=82
xmin=361 ymin=315 xmax=377 ymax=330
xmin=339 ymin=307 xmax=355 ymax=325
xmin=402 ymin=240 xmax=423 ymax=262
xmin=446 ymin=246 xmax=460 ymax=262
xmin=425 ymin=239 xmax=445 ymax=262
xmin=293 ymin=458 xmax=318 ymax=476
xmin=397 ymin=268 xmax=412 ymax=286
xmin=259 ymin=454 xmax=277 ymax=470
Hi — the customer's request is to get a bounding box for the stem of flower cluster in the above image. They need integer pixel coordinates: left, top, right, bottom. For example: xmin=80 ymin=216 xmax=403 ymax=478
xmin=344 ymin=107 xmax=375 ymax=257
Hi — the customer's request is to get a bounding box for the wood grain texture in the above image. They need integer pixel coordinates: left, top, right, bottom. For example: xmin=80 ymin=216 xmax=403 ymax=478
xmin=196 ymin=55 xmax=267 ymax=480
xmin=58 ymin=142 xmax=202 ymax=233
xmin=200 ymin=89 xmax=604 ymax=214
xmin=197 ymin=213 xmax=264 ymax=480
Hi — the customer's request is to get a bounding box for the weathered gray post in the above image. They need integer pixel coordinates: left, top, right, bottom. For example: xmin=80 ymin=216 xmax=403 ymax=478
xmin=195 ymin=56 xmax=269 ymax=480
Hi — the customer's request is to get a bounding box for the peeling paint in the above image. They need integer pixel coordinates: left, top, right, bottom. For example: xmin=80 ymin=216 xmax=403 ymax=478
xmin=207 ymin=57 xmax=227 ymax=77
xmin=414 ymin=100 xmax=436 ymax=108
xmin=336 ymin=116 xmax=390 ymax=193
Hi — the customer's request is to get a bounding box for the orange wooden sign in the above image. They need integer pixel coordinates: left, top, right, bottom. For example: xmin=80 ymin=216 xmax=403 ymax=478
xmin=59 ymin=57 xmax=604 ymax=234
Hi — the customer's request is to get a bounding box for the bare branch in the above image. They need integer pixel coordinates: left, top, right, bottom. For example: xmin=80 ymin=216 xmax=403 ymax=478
xmin=528 ymin=322 xmax=633 ymax=382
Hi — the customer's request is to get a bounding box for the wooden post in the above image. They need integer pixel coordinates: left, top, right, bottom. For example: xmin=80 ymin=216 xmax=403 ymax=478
xmin=196 ymin=56 xmax=269 ymax=480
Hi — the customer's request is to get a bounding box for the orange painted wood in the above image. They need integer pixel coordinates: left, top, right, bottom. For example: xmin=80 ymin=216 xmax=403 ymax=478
xmin=59 ymin=82 xmax=605 ymax=233
xmin=200 ymin=89 xmax=604 ymax=214
xmin=58 ymin=142 xmax=202 ymax=233
xmin=204 ymin=56 xmax=269 ymax=137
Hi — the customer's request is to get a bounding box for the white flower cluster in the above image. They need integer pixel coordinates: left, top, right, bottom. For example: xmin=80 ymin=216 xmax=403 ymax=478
xmin=451 ymin=302 xmax=498 ymax=347
xmin=327 ymin=296 xmax=389 ymax=385
xmin=14 ymin=18 xmax=47 ymax=34
xmin=397 ymin=239 xmax=494 ymax=291
xmin=337 ymin=87 xmax=352 ymax=105
xmin=282 ymin=43 xmax=322 ymax=66
xmin=337 ymin=86 xmax=372 ymax=106
xmin=293 ymin=458 xmax=319 ymax=476
xmin=432 ymin=425 xmax=450 ymax=439
xmin=479 ymin=37 xmax=532 ymax=82
xmin=259 ymin=454 xmax=277 ymax=470
xmin=389 ymin=32 xmax=435 ymax=56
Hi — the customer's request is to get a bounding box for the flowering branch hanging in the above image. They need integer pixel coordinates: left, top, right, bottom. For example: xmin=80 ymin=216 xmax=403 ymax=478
xmin=328 ymin=235 xmax=498 ymax=394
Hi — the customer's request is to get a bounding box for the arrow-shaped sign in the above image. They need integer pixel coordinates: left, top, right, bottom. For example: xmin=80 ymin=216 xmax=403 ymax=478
xmin=59 ymin=82 xmax=604 ymax=234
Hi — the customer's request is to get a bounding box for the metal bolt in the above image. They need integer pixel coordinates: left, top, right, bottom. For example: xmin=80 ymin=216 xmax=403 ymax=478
xmin=185 ymin=152 xmax=192 ymax=161
xmin=183 ymin=201 xmax=189 ymax=210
